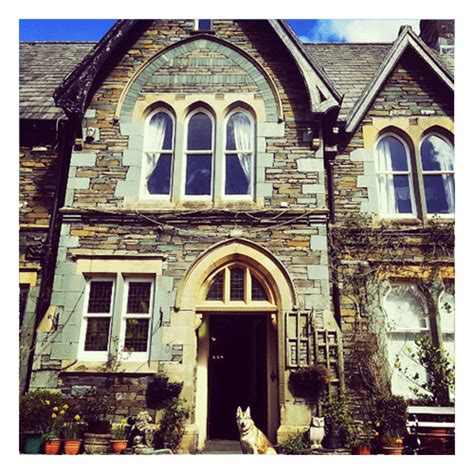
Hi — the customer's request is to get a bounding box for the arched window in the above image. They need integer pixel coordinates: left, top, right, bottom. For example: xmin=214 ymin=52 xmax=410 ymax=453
xmin=185 ymin=109 xmax=214 ymax=196
xmin=420 ymin=134 xmax=455 ymax=214
xmin=225 ymin=110 xmax=254 ymax=196
xmin=376 ymin=134 xmax=415 ymax=216
xmin=143 ymin=109 xmax=175 ymax=196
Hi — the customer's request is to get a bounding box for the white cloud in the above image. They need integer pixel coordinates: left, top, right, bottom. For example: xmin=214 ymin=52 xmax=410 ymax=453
xmin=307 ymin=19 xmax=420 ymax=43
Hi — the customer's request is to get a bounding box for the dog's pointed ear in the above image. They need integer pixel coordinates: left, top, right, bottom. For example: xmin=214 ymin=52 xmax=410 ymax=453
xmin=245 ymin=406 xmax=251 ymax=417
xmin=237 ymin=406 xmax=242 ymax=416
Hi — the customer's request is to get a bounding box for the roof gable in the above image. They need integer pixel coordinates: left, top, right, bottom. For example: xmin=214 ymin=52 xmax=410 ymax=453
xmin=345 ymin=26 xmax=454 ymax=133
xmin=53 ymin=20 xmax=342 ymax=119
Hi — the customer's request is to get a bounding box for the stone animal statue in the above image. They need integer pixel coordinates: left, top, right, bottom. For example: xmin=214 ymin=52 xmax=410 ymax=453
xmin=131 ymin=411 xmax=159 ymax=450
xmin=309 ymin=416 xmax=325 ymax=448
xmin=236 ymin=406 xmax=277 ymax=454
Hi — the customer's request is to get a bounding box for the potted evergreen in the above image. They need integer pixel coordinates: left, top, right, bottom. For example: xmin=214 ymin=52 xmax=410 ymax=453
xmin=373 ymin=394 xmax=408 ymax=454
xmin=322 ymin=397 xmax=353 ymax=450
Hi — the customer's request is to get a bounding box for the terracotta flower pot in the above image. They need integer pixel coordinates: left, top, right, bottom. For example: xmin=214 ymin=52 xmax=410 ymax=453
xmin=44 ymin=439 xmax=62 ymax=455
xmin=111 ymin=440 xmax=128 ymax=454
xmin=382 ymin=446 xmax=403 ymax=455
xmin=352 ymin=445 xmax=371 ymax=455
xmin=64 ymin=439 xmax=82 ymax=455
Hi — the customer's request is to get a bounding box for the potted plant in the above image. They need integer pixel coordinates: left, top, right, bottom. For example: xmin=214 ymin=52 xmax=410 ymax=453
xmin=373 ymin=394 xmax=408 ymax=454
xmin=111 ymin=419 xmax=129 ymax=454
xmin=77 ymin=388 xmax=113 ymax=454
xmin=322 ymin=397 xmax=353 ymax=450
xmin=350 ymin=422 xmax=377 ymax=455
xmin=288 ymin=364 xmax=331 ymax=399
xmin=62 ymin=414 xmax=84 ymax=455
xmin=43 ymin=407 xmax=65 ymax=455
xmin=19 ymin=390 xmax=65 ymax=454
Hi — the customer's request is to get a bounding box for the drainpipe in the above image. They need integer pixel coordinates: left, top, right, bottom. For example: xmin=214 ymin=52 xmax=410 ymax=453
xmin=22 ymin=117 xmax=77 ymax=394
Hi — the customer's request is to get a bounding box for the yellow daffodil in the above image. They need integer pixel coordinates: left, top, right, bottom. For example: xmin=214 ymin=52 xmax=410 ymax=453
xmin=63 ymin=404 xmax=69 ymax=410
xmin=45 ymin=400 xmax=51 ymax=406
xmin=51 ymin=413 xmax=57 ymax=419
xmin=59 ymin=410 xmax=65 ymax=416
xmin=120 ymin=418 xmax=127 ymax=424
xmin=74 ymin=414 xmax=81 ymax=421
xmin=53 ymin=406 xmax=59 ymax=412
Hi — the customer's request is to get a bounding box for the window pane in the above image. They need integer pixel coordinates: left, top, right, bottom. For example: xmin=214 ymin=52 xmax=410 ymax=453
xmin=87 ymin=281 xmax=113 ymax=313
xmin=251 ymin=276 xmax=268 ymax=301
xmin=84 ymin=317 xmax=110 ymax=351
xmin=127 ymin=282 xmax=152 ymax=314
xmin=206 ymin=272 xmax=224 ymax=301
xmin=225 ymin=154 xmax=251 ymax=195
xmin=421 ymin=135 xmax=454 ymax=172
xmin=185 ymin=154 xmax=212 ymax=195
xmin=226 ymin=112 xmax=252 ymax=151
xmin=230 ymin=268 xmax=245 ymax=300
xmin=439 ymin=288 xmax=455 ymax=333
xmin=384 ymin=283 xmax=428 ymax=331
xmin=124 ymin=318 xmax=149 ymax=352
xmin=197 ymin=19 xmax=212 ymax=30
xmin=145 ymin=112 xmax=173 ymax=151
xmin=187 ymin=113 xmax=212 ymax=150
xmin=377 ymin=136 xmax=409 ymax=172
xmin=147 ymin=153 xmax=172 ymax=195
xmin=392 ymin=175 xmax=413 ymax=213
xmin=424 ymin=175 xmax=455 ymax=214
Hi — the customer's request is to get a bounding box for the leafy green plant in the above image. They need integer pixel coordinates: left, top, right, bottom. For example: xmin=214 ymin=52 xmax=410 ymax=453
xmin=278 ymin=430 xmax=311 ymax=455
xmin=146 ymin=374 xmax=183 ymax=409
xmin=154 ymin=399 xmax=190 ymax=452
xmin=288 ymin=364 xmax=331 ymax=399
xmin=75 ymin=387 xmax=112 ymax=433
xmin=373 ymin=394 xmax=407 ymax=442
xmin=323 ymin=397 xmax=353 ymax=446
xmin=111 ymin=419 xmax=129 ymax=440
xmin=62 ymin=419 xmax=84 ymax=440
xmin=396 ymin=334 xmax=454 ymax=406
xmin=19 ymin=390 xmax=66 ymax=433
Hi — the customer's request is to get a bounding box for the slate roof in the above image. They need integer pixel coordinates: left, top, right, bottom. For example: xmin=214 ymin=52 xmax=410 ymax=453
xmin=19 ymin=39 xmax=454 ymax=122
xmin=19 ymin=42 xmax=94 ymax=120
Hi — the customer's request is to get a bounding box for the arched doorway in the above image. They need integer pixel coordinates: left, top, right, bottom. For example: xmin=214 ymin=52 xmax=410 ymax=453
xmin=176 ymin=239 xmax=298 ymax=450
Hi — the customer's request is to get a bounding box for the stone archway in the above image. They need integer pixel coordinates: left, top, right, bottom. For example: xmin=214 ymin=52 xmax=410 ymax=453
xmin=174 ymin=238 xmax=298 ymax=450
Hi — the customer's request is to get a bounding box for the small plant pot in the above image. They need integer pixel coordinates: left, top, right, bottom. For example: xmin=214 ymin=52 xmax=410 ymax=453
xmin=44 ymin=439 xmax=62 ymax=455
xmin=352 ymin=445 xmax=371 ymax=455
xmin=22 ymin=432 xmax=43 ymax=454
xmin=111 ymin=440 xmax=128 ymax=454
xmin=84 ymin=432 xmax=112 ymax=454
xmin=323 ymin=434 xmax=341 ymax=450
xmin=382 ymin=446 xmax=403 ymax=455
xmin=64 ymin=439 xmax=82 ymax=455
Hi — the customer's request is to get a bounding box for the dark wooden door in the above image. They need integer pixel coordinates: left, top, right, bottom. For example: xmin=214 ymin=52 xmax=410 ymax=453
xmin=208 ymin=314 xmax=267 ymax=440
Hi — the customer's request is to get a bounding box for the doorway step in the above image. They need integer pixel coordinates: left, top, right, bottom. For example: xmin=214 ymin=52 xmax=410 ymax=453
xmin=201 ymin=440 xmax=242 ymax=454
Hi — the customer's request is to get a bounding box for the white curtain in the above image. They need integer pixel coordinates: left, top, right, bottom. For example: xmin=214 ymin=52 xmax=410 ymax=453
xmin=232 ymin=113 xmax=253 ymax=194
xmin=377 ymin=139 xmax=397 ymax=214
xmin=144 ymin=114 xmax=167 ymax=181
xmin=429 ymin=136 xmax=455 ymax=212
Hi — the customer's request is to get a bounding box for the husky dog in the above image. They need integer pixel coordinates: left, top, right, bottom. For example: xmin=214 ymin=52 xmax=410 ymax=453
xmin=236 ymin=406 xmax=277 ymax=454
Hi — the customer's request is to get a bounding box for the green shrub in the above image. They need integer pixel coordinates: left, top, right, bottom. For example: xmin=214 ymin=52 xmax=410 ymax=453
xmin=20 ymin=390 xmax=66 ymax=433
xmin=154 ymin=399 xmax=189 ymax=452
xmin=278 ymin=430 xmax=311 ymax=455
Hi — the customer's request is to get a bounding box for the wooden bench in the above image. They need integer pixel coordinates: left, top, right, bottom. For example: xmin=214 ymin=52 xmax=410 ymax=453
xmin=406 ymin=406 xmax=455 ymax=454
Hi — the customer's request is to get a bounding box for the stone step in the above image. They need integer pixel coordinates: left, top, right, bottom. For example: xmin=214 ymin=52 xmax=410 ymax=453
xmin=201 ymin=439 xmax=242 ymax=454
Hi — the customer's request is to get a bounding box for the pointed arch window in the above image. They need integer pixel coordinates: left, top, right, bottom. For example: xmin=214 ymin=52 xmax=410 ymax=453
xmin=376 ymin=134 xmax=415 ymax=216
xmin=420 ymin=134 xmax=455 ymax=214
xmin=143 ymin=109 xmax=175 ymax=196
xmin=225 ymin=110 xmax=254 ymax=197
xmin=185 ymin=110 xmax=214 ymax=196
xmin=205 ymin=266 xmax=270 ymax=304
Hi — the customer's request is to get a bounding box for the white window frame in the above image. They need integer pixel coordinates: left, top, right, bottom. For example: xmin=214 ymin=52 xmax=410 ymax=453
xmin=194 ymin=19 xmax=213 ymax=31
xmin=78 ymin=277 xmax=116 ymax=362
xmin=118 ymin=277 xmax=154 ymax=362
xmin=182 ymin=108 xmax=215 ymax=200
xmin=140 ymin=108 xmax=175 ymax=201
xmin=222 ymin=108 xmax=255 ymax=201
xmin=375 ymin=133 xmax=417 ymax=219
xmin=419 ymin=132 xmax=455 ymax=219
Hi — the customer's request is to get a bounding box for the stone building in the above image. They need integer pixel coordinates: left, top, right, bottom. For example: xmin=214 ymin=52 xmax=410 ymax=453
xmin=19 ymin=19 xmax=454 ymax=452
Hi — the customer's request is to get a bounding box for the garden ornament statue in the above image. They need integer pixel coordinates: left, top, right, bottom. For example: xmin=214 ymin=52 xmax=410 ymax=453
xmin=310 ymin=416 xmax=325 ymax=448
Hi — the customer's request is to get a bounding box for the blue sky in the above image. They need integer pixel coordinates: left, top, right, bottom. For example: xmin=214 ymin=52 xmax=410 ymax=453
xmin=19 ymin=19 xmax=420 ymax=43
